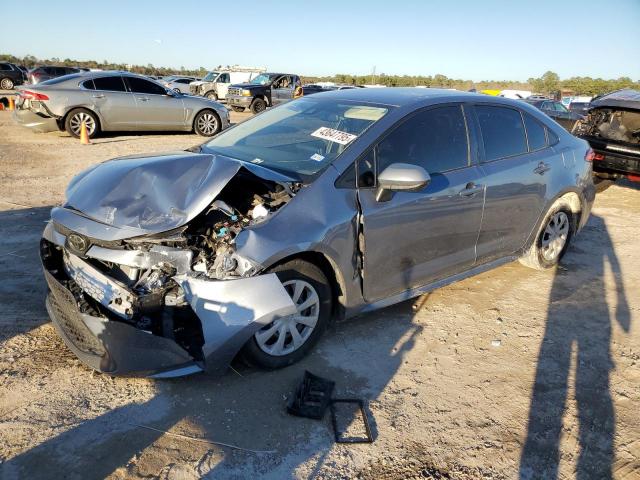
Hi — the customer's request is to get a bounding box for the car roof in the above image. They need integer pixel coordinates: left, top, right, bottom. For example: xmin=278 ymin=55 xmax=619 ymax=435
xmin=590 ymin=89 xmax=640 ymax=110
xmin=307 ymin=87 xmax=482 ymax=107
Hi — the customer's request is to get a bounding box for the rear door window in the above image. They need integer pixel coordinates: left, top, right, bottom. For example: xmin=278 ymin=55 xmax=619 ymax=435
xmin=377 ymin=105 xmax=469 ymax=174
xmin=475 ymin=105 xmax=527 ymax=161
xmin=0 ymin=64 xmax=11 ymax=71
xmin=125 ymin=77 xmax=167 ymax=95
xmin=93 ymin=76 xmax=128 ymax=92
xmin=522 ymin=113 xmax=547 ymax=151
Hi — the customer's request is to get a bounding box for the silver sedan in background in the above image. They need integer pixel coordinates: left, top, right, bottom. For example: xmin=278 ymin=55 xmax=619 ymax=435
xmin=161 ymin=76 xmax=199 ymax=94
xmin=13 ymin=71 xmax=230 ymax=138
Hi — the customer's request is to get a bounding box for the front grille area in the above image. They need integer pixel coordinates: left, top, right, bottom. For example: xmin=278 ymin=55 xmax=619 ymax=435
xmin=189 ymin=85 xmax=199 ymax=94
xmin=45 ymin=270 xmax=106 ymax=356
xmin=228 ymin=87 xmax=242 ymax=96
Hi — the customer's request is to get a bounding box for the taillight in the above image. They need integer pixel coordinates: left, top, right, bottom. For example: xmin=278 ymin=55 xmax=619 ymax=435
xmin=584 ymin=148 xmax=595 ymax=162
xmin=20 ymin=90 xmax=49 ymax=101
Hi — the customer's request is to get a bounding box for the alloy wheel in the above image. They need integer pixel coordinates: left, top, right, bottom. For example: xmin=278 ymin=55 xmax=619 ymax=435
xmin=69 ymin=112 xmax=96 ymax=136
xmin=541 ymin=211 xmax=569 ymax=262
xmin=196 ymin=112 xmax=218 ymax=135
xmin=254 ymin=279 xmax=320 ymax=356
xmin=1 ymin=78 xmax=14 ymax=90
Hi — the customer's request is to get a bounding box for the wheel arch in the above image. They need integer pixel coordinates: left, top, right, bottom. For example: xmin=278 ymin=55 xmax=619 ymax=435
xmin=60 ymin=106 xmax=104 ymax=132
xmin=522 ymin=188 xmax=586 ymax=254
xmin=265 ymin=250 xmax=346 ymax=320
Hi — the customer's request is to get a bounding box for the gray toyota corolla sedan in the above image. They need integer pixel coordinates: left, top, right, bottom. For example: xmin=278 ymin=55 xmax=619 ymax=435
xmin=40 ymin=88 xmax=595 ymax=377
xmin=13 ymin=71 xmax=230 ymax=138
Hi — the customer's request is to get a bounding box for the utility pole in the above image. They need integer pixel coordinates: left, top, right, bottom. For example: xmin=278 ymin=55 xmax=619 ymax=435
xmin=371 ymin=66 xmax=376 ymax=85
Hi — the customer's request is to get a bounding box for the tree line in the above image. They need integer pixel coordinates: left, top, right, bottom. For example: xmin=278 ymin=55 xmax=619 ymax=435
xmin=2 ymin=53 xmax=638 ymax=96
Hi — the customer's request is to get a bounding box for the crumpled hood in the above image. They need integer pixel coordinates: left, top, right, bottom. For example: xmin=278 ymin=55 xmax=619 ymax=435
xmin=61 ymin=151 xmax=295 ymax=237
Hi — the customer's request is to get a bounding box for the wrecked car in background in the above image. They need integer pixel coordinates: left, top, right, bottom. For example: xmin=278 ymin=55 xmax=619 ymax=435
xmin=13 ymin=71 xmax=229 ymax=138
xmin=572 ymin=89 xmax=640 ymax=183
xmin=40 ymin=88 xmax=595 ymax=377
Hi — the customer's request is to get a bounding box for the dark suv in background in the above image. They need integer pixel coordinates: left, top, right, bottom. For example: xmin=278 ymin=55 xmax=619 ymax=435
xmin=0 ymin=62 xmax=27 ymax=90
xmin=226 ymin=72 xmax=302 ymax=113
xmin=28 ymin=66 xmax=81 ymax=84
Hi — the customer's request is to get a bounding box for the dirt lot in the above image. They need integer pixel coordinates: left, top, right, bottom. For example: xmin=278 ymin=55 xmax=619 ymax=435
xmin=0 ymin=102 xmax=638 ymax=480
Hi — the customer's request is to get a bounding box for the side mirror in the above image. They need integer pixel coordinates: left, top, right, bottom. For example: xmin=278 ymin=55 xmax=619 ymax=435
xmin=376 ymin=163 xmax=431 ymax=202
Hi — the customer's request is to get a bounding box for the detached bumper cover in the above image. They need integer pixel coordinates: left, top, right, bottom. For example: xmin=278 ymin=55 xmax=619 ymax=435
xmin=44 ymin=269 xmax=200 ymax=377
xmin=12 ymin=107 xmax=59 ymax=133
xmin=41 ymin=221 xmax=297 ymax=377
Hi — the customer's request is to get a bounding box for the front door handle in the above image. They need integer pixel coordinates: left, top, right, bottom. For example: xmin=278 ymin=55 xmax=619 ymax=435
xmin=534 ymin=162 xmax=551 ymax=175
xmin=91 ymin=94 xmax=105 ymax=99
xmin=138 ymin=97 xmax=150 ymax=102
xmin=459 ymin=183 xmax=484 ymax=197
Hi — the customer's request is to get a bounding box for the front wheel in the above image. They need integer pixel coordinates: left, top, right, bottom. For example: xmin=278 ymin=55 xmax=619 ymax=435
xmin=519 ymin=204 xmax=576 ymax=270
xmin=250 ymin=97 xmax=267 ymax=114
xmin=1 ymin=77 xmax=14 ymax=90
xmin=205 ymin=91 xmax=218 ymax=101
xmin=65 ymin=108 xmax=100 ymax=139
xmin=241 ymin=259 xmax=332 ymax=369
xmin=193 ymin=109 xmax=220 ymax=136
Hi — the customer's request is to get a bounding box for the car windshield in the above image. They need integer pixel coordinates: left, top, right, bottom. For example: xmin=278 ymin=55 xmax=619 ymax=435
xmin=202 ymin=72 xmax=218 ymax=82
xmin=202 ymin=98 xmax=390 ymax=180
xmin=250 ymin=73 xmax=275 ymax=85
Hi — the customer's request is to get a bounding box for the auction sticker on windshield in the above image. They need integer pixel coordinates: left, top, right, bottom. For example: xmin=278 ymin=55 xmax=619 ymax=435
xmin=311 ymin=127 xmax=358 ymax=145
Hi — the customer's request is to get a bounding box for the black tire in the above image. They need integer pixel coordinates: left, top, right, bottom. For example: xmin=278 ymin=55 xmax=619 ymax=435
xmin=0 ymin=77 xmax=14 ymax=90
xmin=64 ymin=108 xmax=100 ymax=139
xmin=204 ymin=91 xmax=218 ymax=101
xmin=193 ymin=109 xmax=221 ymax=137
xmin=250 ymin=97 xmax=267 ymax=114
xmin=519 ymin=203 xmax=576 ymax=271
xmin=231 ymin=106 xmax=245 ymax=112
xmin=241 ymin=259 xmax=333 ymax=369
xmin=173 ymin=88 xmax=181 ymax=93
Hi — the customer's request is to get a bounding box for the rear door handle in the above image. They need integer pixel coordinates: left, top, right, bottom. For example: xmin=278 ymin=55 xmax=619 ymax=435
xmin=459 ymin=183 xmax=484 ymax=197
xmin=534 ymin=162 xmax=551 ymax=175
xmin=138 ymin=97 xmax=150 ymax=102
xmin=91 ymin=94 xmax=105 ymax=99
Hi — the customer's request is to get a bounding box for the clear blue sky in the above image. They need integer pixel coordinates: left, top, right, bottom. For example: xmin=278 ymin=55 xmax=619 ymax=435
xmin=1 ymin=0 xmax=639 ymax=81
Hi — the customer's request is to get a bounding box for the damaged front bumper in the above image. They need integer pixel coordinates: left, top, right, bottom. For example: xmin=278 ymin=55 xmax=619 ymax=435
xmin=41 ymin=220 xmax=297 ymax=377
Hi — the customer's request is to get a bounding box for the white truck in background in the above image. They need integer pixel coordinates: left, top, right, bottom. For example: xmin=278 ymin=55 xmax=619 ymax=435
xmin=189 ymin=66 xmax=266 ymax=101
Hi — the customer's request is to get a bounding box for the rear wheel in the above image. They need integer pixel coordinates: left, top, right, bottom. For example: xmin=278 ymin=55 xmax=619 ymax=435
xmin=205 ymin=91 xmax=218 ymax=101
xmin=65 ymin=108 xmax=99 ymax=138
xmin=231 ymin=106 xmax=245 ymax=112
xmin=193 ymin=109 xmax=220 ymax=136
xmin=1 ymin=77 xmax=14 ymax=90
xmin=250 ymin=97 xmax=267 ymax=114
xmin=519 ymin=203 xmax=576 ymax=270
xmin=241 ymin=259 xmax=332 ymax=369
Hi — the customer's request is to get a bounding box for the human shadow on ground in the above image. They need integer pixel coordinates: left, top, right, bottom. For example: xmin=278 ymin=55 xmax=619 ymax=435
xmin=0 ymin=206 xmax=52 ymax=342
xmin=519 ymin=214 xmax=630 ymax=479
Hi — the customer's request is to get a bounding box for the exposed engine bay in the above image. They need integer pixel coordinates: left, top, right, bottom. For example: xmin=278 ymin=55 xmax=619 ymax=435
xmin=573 ymin=108 xmax=640 ymax=145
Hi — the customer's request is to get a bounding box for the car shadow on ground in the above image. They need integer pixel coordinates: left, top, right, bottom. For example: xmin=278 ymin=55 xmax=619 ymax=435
xmin=519 ymin=214 xmax=630 ymax=479
xmin=0 ymin=298 xmax=423 ymax=479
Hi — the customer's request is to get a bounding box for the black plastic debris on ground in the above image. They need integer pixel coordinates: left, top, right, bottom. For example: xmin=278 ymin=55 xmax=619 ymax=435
xmin=287 ymin=370 xmax=335 ymax=420
xmin=287 ymin=370 xmax=374 ymax=443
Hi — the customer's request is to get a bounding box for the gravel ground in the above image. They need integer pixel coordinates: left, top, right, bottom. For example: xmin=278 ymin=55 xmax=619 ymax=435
xmin=0 ymin=102 xmax=638 ymax=480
